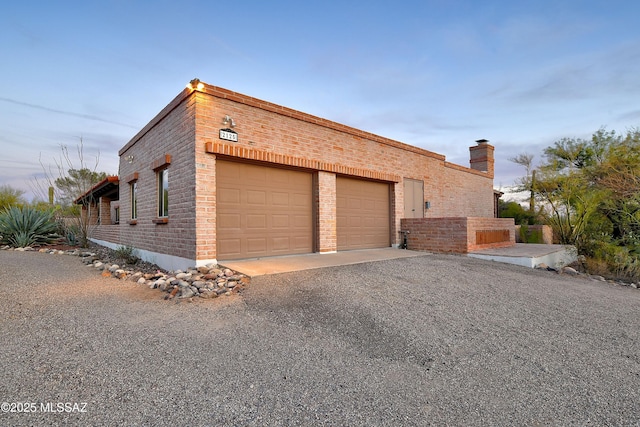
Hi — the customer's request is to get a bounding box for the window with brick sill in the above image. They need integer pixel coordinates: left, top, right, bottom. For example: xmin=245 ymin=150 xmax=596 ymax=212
xmin=130 ymin=181 xmax=138 ymax=222
xmin=156 ymin=167 xmax=169 ymax=223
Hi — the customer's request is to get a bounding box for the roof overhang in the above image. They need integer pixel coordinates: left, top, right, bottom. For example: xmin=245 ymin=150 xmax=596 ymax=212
xmin=74 ymin=176 xmax=119 ymax=205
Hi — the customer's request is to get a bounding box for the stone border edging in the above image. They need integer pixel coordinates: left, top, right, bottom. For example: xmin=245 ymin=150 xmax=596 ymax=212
xmin=1 ymin=246 xmax=250 ymax=300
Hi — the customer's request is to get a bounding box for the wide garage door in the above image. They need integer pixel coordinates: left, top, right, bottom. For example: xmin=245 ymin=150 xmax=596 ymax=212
xmin=217 ymin=160 xmax=313 ymax=260
xmin=337 ymin=177 xmax=390 ymax=250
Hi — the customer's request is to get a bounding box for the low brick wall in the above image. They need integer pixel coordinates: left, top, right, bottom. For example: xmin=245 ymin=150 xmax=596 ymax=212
xmin=400 ymin=217 xmax=515 ymax=253
xmin=90 ymin=225 xmax=120 ymax=246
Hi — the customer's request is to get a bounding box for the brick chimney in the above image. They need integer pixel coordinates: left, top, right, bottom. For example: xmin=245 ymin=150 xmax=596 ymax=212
xmin=469 ymin=139 xmax=494 ymax=176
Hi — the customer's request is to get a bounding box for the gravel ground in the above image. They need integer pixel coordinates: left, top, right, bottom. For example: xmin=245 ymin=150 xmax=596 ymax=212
xmin=1 ymin=250 xmax=639 ymax=426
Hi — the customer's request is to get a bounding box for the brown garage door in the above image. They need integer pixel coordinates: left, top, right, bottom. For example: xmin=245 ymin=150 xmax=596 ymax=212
xmin=337 ymin=177 xmax=390 ymax=250
xmin=217 ymin=161 xmax=313 ymax=260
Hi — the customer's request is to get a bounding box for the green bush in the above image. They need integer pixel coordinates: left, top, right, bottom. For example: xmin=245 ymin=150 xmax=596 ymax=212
xmin=499 ymin=201 xmax=538 ymax=225
xmin=0 ymin=206 xmax=60 ymax=247
xmin=114 ymin=245 xmax=140 ymax=265
xmin=517 ymin=224 xmax=544 ymax=244
xmin=582 ymin=239 xmax=640 ymax=281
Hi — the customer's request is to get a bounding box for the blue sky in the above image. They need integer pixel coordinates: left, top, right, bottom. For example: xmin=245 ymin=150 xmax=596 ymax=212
xmin=1 ymin=0 xmax=639 ymax=201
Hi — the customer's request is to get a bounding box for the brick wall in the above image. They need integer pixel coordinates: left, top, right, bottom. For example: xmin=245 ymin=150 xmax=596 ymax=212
xmin=117 ymin=92 xmax=198 ymax=261
xmin=91 ymin=225 xmax=120 ymax=245
xmin=401 ymin=217 xmax=515 ymax=253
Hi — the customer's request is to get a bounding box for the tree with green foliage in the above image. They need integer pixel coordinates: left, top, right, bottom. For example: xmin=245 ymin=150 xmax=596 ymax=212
xmin=0 ymin=185 xmax=26 ymax=210
xmin=54 ymin=168 xmax=107 ymax=207
xmin=509 ymin=152 xmax=536 ymax=213
xmin=531 ymin=127 xmax=640 ymax=279
xmin=30 ymin=138 xmax=111 ymax=247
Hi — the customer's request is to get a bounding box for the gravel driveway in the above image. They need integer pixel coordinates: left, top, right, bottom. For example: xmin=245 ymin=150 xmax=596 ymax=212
xmin=1 ymin=250 xmax=639 ymax=426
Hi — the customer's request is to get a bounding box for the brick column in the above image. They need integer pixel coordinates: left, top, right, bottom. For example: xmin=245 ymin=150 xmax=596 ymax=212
xmin=317 ymin=171 xmax=337 ymax=253
xmin=99 ymin=197 xmax=112 ymax=224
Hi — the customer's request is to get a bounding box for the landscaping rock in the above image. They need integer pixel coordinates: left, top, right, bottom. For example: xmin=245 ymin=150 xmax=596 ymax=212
xmin=199 ymin=290 xmax=218 ymax=299
xmin=0 ymin=243 xmax=250 ymax=301
xmin=179 ymin=287 xmax=195 ymax=299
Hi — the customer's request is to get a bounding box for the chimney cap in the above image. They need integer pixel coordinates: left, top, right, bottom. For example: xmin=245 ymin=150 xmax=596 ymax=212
xmin=475 ymin=139 xmax=489 ymax=145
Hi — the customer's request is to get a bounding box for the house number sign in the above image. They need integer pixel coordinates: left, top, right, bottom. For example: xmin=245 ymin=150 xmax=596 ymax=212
xmin=219 ymin=129 xmax=238 ymax=142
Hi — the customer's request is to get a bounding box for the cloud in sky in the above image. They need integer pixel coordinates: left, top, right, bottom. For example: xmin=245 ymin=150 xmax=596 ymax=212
xmin=0 ymin=97 xmax=138 ymax=129
xmin=1 ymin=0 xmax=639 ymax=201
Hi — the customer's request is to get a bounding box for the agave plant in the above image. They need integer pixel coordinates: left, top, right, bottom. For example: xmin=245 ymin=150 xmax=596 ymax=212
xmin=0 ymin=206 xmax=60 ymax=248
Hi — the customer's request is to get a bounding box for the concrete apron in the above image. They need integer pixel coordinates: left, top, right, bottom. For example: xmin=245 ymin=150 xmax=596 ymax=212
xmin=218 ymin=248 xmax=426 ymax=277
xmin=468 ymin=243 xmax=577 ymax=269
xmin=220 ymin=244 xmax=577 ymax=277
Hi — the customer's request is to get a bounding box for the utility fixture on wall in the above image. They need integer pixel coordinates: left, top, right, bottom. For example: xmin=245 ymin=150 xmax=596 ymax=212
xmin=125 ymin=155 xmax=134 ymax=163
xmin=187 ymin=78 xmax=204 ymax=91
xmin=222 ymin=115 xmax=236 ymax=128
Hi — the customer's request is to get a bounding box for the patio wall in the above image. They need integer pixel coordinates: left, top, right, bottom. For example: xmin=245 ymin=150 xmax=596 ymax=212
xmin=400 ymin=217 xmax=515 ymax=253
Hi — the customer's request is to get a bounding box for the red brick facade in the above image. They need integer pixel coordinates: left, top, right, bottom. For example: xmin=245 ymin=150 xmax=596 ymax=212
xmin=102 ymin=81 xmax=501 ymax=270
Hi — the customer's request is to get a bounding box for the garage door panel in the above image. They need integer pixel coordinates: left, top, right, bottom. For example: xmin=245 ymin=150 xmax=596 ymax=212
xmin=362 ymin=217 xmax=376 ymax=227
xmin=246 ymin=214 xmax=266 ymax=229
xmin=219 ymin=188 xmax=240 ymax=203
xmin=246 ymin=237 xmax=267 ymax=253
xmin=245 ymin=167 xmax=267 ymax=182
xmin=218 ymin=213 xmax=241 ymax=229
xmin=292 ymin=193 xmax=310 ymax=207
xmin=337 ymin=177 xmax=390 ymax=250
xmin=271 ymin=192 xmax=289 ymax=206
xmin=348 ymin=199 xmax=361 ymax=209
xmin=271 ymin=214 xmax=290 ymax=228
xmin=217 ymin=161 xmax=313 ymax=260
xmin=246 ymin=190 xmax=266 ymax=205
xmin=272 ymin=237 xmax=291 ymax=251
xmin=218 ymin=238 xmax=241 ymax=257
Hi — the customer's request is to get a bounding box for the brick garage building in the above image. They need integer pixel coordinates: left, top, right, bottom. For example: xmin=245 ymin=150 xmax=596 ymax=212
xmin=85 ymin=80 xmax=513 ymax=271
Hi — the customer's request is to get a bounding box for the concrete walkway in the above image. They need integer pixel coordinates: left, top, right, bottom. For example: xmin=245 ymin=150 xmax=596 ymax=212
xmin=469 ymin=243 xmax=577 ymax=268
xmin=219 ymin=248 xmax=426 ymax=277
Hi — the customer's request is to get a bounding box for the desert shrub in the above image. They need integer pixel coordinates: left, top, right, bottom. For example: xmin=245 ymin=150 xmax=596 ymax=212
xmin=581 ymin=240 xmax=640 ymax=281
xmin=0 ymin=206 xmax=60 ymax=247
xmin=114 ymin=245 xmax=140 ymax=265
xmin=583 ymin=256 xmax=611 ymax=278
